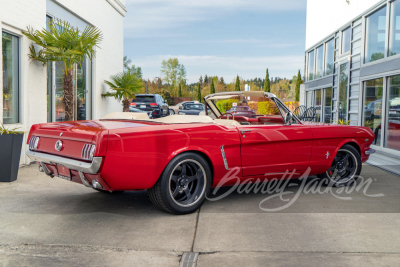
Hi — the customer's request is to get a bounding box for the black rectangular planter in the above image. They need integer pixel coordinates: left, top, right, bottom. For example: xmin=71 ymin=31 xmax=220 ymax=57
xmin=0 ymin=133 xmax=24 ymax=182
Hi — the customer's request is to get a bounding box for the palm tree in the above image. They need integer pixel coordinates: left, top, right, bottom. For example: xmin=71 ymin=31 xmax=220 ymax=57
xmin=102 ymin=66 xmax=143 ymax=112
xmin=23 ymin=19 xmax=102 ymax=121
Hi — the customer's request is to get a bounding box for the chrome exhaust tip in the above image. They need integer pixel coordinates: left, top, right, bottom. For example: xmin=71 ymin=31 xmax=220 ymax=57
xmin=38 ymin=165 xmax=44 ymax=172
xmin=92 ymin=179 xmax=103 ymax=189
xmin=78 ymin=171 xmax=92 ymax=188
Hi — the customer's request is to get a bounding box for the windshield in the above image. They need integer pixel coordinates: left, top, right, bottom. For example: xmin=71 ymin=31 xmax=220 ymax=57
xmin=132 ymin=96 xmax=155 ymax=102
xmin=184 ymin=104 xmax=204 ymax=110
xmin=211 ymin=95 xmax=280 ymax=117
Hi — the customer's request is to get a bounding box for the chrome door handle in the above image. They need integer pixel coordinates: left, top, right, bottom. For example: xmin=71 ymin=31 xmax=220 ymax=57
xmin=240 ymin=129 xmax=252 ymax=134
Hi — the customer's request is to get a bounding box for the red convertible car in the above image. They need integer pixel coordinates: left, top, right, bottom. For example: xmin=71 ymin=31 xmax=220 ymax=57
xmin=26 ymin=91 xmax=375 ymax=214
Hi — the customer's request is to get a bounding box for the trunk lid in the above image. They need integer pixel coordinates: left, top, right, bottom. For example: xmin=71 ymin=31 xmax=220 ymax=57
xmin=30 ymin=120 xmax=161 ymax=161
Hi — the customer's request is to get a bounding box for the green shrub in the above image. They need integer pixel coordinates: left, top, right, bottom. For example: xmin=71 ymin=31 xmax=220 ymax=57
xmin=258 ymin=101 xmax=279 ymax=115
xmin=216 ymin=99 xmax=239 ymax=113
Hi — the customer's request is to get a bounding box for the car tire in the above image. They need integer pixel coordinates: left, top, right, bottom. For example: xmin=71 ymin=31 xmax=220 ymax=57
xmin=169 ymin=109 xmax=175 ymax=115
xmin=148 ymin=152 xmax=212 ymax=214
xmin=317 ymin=144 xmax=362 ymax=187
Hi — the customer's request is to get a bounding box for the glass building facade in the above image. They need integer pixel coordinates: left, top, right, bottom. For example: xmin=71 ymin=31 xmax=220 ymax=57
xmin=304 ymin=0 xmax=400 ymax=155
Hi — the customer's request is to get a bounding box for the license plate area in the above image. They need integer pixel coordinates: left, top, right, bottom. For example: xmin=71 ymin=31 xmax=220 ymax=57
xmin=57 ymin=164 xmax=72 ymax=181
xmin=140 ymin=105 xmax=146 ymax=108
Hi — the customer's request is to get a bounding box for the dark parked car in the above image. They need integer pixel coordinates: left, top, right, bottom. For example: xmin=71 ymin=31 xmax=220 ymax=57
xmin=226 ymin=105 xmax=256 ymax=117
xmin=178 ymin=103 xmax=205 ymax=115
xmin=130 ymin=94 xmax=169 ymax=118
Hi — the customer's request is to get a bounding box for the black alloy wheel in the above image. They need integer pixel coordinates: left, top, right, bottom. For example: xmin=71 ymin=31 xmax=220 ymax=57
xmin=148 ymin=152 xmax=212 ymax=214
xmin=318 ymin=144 xmax=362 ymax=187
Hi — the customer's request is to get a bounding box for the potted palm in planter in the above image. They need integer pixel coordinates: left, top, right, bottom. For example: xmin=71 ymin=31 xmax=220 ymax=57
xmin=0 ymin=123 xmax=24 ymax=182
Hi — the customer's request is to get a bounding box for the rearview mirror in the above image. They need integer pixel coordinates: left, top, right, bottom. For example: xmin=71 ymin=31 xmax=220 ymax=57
xmin=285 ymin=112 xmax=293 ymax=126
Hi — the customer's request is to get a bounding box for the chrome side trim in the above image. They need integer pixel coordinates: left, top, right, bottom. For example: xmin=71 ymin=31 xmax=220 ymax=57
xmin=220 ymin=145 xmax=230 ymax=170
xmin=26 ymin=145 xmax=102 ymax=174
xmin=365 ymin=148 xmax=376 ymax=155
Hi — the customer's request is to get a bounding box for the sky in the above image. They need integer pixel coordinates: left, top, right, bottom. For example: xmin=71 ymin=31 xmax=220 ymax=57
xmin=123 ymin=0 xmax=307 ymax=84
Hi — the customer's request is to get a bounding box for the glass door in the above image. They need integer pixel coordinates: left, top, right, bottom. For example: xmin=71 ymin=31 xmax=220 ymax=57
xmin=314 ymin=89 xmax=322 ymax=122
xmin=324 ymin=87 xmax=332 ymax=123
xmin=55 ymin=62 xmax=65 ymax=122
xmin=338 ymin=62 xmax=349 ymax=122
xmin=51 ymin=60 xmax=91 ymax=122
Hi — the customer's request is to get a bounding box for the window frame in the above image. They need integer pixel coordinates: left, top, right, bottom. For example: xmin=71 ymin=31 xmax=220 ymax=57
xmin=2 ymin=29 xmax=21 ymax=125
xmin=341 ymin=26 xmax=352 ymax=55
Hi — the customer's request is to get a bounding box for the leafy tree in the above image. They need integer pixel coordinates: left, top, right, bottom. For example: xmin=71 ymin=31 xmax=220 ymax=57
xmin=23 ymin=19 xmax=102 ymax=121
xmin=204 ymin=75 xmax=209 ymax=85
xmin=235 ymin=75 xmax=240 ymax=91
xmin=219 ymin=77 xmax=225 ymax=85
xmin=178 ymin=82 xmax=182 ymax=97
xmin=102 ymin=66 xmax=143 ymax=112
xmin=264 ymin=68 xmax=270 ymax=92
xmin=123 ymin=56 xmax=132 ymax=70
xmin=295 ymin=70 xmax=302 ymax=102
xmin=210 ymin=79 xmax=215 ymax=94
xmin=199 ymin=75 xmax=203 ymax=86
xmin=197 ymin=83 xmax=202 ymax=102
xmin=161 ymin=58 xmax=186 ymax=95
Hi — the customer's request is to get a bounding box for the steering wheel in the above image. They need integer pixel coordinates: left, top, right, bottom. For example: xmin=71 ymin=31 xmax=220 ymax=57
xmin=220 ymin=112 xmax=234 ymax=120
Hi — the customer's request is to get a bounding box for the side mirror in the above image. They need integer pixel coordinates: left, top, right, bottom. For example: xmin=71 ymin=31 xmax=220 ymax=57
xmin=285 ymin=112 xmax=293 ymax=126
xmin=179 ymin=106 xmax=182 ymax=110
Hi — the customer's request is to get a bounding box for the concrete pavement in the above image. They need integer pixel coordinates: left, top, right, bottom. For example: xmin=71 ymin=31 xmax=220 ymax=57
xmin=0 ymin=164 xmax=399 ymax=266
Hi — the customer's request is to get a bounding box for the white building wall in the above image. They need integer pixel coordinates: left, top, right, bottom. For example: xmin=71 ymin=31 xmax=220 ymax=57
xmin=0 ymin=0 xmax=126 ymax=165
xmin=306 ymin=0 xmax=381 ymax=49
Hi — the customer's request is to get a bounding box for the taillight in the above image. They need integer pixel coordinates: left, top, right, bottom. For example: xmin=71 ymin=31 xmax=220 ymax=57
xmin=130 ymin=103 xmax=137 ymax=106
xmin=82 ymin=144 xmax=96 ymax=161
xmin=29 ymin=136 xmax=40 ymax=150
xmin=150 ymin=103 xmax=158 ymax=107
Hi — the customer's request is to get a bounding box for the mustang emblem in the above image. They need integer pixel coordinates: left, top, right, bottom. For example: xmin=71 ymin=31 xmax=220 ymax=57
xmin=55 ymin=140 xmax=63 ymax=151
xmin=325 ymin=151 xmax=330 ymax=159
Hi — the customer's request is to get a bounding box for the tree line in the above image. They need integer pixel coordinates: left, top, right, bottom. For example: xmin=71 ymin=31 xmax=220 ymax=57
xmin=103 ymin=57 xmax=304 ymax=108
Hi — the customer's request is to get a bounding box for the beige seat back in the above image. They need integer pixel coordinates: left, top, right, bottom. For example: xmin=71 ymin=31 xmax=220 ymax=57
xmin=153 ymin=115 xmax=214 ymax=124
xmin=213 ymin=119 xmax=240 ymax=126
xmin=102 ymin=112 xmax=150 ymax=120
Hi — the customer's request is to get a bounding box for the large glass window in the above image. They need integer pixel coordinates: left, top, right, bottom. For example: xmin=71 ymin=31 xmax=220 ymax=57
xmin=385 ymin=75 xmax=400 ymax=151
xmin=324 ymin=87 xmax=332 ymax=123
xmin=339 ymin=62 xmax=349 ymax=122
xmin=314 ymin=89 xmax=322 ymax=122
xmin=342 ymin=27 xmax=351 ymax=54
xmin=363 ymin=78 xmax=383 ymax=146
xmin=389 ymin=0 xmax=400 ymax=56
xmin=46 ymin=15 xmax=53 ymax=122
xmin=2 ymin=32 xmax=19 ymax=124
xmin=365 ymin=6 xmax=387 ymax=63
xmin=325 ymin=39 xmax=334 ymax=75
xmin=307 ymin=50 xmax=315 ymax=81
xmin=315 ymin=45 xmax=324 ymax=79
xmin=77 ymin=58 xmax=87 ymax=121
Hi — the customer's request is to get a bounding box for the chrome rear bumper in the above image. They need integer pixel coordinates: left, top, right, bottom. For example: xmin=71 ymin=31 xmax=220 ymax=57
xmin=26 ymin=145 xmax=102 ymax=174
xmin=365 ymin=148 xmax=376 ymax=155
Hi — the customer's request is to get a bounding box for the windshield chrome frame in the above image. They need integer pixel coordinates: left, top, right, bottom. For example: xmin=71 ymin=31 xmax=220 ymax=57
xmin=204 ymin=91 xmax=302 ymax=125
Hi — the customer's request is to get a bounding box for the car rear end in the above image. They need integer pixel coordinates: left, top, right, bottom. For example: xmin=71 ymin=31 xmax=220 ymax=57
xmin=26 ymin=121 xmax=111 ymax=191
xmin=130 ymin=95 xmax=162 ymax=118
